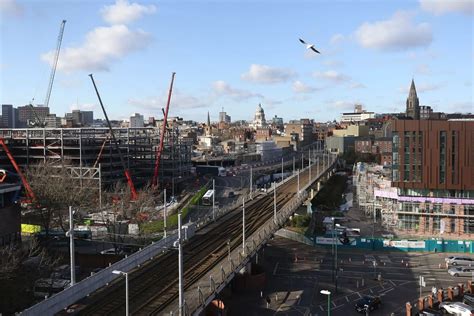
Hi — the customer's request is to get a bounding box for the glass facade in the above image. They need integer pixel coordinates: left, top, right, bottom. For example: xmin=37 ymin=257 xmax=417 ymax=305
xmin=392 ymin=132 xmax=399 ymax=181
xmin=439 ymin=131 xmax=446 ymax=184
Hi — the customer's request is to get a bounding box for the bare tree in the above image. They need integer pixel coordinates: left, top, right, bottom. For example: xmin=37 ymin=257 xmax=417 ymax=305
xmin=26 ymin=160 xmax=97 ymax=234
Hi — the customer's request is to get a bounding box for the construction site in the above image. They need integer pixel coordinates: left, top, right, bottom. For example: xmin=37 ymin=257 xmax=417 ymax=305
xmin=0 ymin=127 xmax=193 ymax=191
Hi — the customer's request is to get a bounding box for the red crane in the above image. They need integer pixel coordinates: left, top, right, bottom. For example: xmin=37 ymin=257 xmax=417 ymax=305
xmin=0 ymin=138 xmax=36 ymax=202
xmin=89 ymin=74 xmax=138 ymax=200
xmin=152 ymin=72 xmax=176 ymax=188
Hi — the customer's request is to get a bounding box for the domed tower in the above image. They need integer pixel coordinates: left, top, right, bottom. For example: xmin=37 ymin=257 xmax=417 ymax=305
xmin=406 ymin=79 xmax=420 ymax=120
xmin=252 ymin=103 xmax=267 ymax=129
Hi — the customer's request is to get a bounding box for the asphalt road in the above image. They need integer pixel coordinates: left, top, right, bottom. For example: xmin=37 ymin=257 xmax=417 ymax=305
xmin=226 ymin=236 xmax=471 ymax=316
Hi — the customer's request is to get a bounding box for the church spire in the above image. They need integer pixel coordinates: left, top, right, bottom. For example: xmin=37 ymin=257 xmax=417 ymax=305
xmin=409 ymin=78 xmax=418 ymax=99
xmin=207 ymin=111 xmax=210 ymax=126
xmin=406 ymin=78 xmax=420 ymax=120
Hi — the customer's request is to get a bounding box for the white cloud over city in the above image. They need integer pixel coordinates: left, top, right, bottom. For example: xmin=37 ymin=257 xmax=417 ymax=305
xmin=419 ymin=0 xmax=473 ymax=15
xmin=355 ymin=11 xmax=432 ymax=51
xmin=212 ymin=80 xmax=263 ymax=101
xmin=41 ymin=0 xmax=155 ymax=73
xmin=241 ymin=64 xmax=296 ymax=84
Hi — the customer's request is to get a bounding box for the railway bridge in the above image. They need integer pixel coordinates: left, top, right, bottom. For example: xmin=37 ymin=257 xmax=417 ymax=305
xmin=22 ymin=151 xmax=337 ymax=316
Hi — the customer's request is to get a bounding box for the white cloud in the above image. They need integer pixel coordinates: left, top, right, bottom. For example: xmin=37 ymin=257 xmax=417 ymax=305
xmin=355 ymin=11 xmax=432 ymax=51
xmin=41 ymin=25 xmax=152 ymax=72
xmin=241 ymin=64 xmax=296 ymax=84
xmin=330 ymin=33 xmax=345 ymax=45
xmin=292 ymin=80 xmax=320 ymax=93
xmin=313 ymin=70 xmax=351 ymax=83
xmin=101 ymin=0 xmax=157 ymax=25
xmin=129 ymin=90 xmax=207 ymax=110
xmin=420 ymin=0 xmax=473 ymax=15
xmin=0 ymin=0 xmax=23 ymax=16
xmin=212 ymin=80 xmax=262 ymax=100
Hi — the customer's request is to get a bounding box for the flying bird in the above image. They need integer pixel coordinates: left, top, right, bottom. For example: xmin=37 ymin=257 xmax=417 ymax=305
xmin=299 ymin=38 xmax=320 ymax=54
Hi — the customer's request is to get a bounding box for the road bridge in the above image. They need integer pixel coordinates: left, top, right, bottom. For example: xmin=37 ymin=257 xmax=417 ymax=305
xmin=21 ymin=150 xmax=337 ymax=316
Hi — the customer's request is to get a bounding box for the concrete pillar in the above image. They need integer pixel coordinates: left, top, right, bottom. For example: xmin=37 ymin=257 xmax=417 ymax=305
xmin=437 ymin=289 xmax=444 ymax=302
xmin=417 ymin=297 xmax=424 ymax=311
xmin=428 ymin=295 xmax=434 ymax=308
xmin=448 ymin=287 xmax=454 ymax=301
xmin=406 ymin=302 xmax=412 ymax=316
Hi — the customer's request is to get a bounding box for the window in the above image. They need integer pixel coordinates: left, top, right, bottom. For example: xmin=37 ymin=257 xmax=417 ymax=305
xmin=439 ymin=131 xmax=446 ymax=184
xmin=398 ymin=214 xmax=419 ymax=230
xmin=450 ymin=218 xmax=456 ymax=233
xmin=451 ymin=131 xmax=457 ymax=185
xmin=403 ymin=132 xmax=410 ymax=181
xmin=392 ymin=132 xmax=399 ymax=181
xmin=433 ymin=217 xmax=441 ymax=233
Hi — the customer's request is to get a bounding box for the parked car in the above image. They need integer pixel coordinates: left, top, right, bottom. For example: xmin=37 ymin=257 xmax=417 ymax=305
xmin=463 ymin=293 xmax=474 ymax=306
xmin=445 ymin=256 xmax=474 ymax=266
xmin=448 ymin=266 xmax=474 ymax=277
xmin=354 ymin=296 xmax=381 ymax=313
xmin=417 ymin=308 xmax=444 ymax=316
xmin=100 ymin=248 xmax=124 ymax=255
xmin=440 ymin=302 xmax=474 ymax=316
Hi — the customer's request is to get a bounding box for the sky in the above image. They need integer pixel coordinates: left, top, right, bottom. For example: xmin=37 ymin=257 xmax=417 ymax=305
xmin=0 ymin=0 xmax=473 ymax=122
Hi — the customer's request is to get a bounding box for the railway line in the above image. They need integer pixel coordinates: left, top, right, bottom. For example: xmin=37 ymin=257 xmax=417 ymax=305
xmin=74 ymin=164 xmax=318 ymax=315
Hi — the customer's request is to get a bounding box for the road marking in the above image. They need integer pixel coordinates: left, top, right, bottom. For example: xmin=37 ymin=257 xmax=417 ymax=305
xmin=389 ymin=280 xmax=396 ymax=286
xmin=319 ymin=305 xmax=324 ymax=311
xmin=369 ymin=289 xmax=374 ymax=294
xmin=345 ymin=296 xmax=349 ymax=302
xmin=332 ymin=302 xmax=336 ymax=307
xmin=273 ymin=262 xmax=279 ymax=275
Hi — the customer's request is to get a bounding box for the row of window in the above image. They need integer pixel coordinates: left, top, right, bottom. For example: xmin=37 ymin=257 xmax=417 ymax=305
xmin=397 ymin=214 xmax=474 ymax=233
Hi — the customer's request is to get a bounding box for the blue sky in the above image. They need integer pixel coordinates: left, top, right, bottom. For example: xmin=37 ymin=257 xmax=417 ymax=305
xmin=1 ymin=0 xmax=473 ymax=122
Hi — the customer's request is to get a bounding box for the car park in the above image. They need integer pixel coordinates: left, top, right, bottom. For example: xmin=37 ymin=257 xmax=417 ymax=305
xmin=440 ymin=302 xmax=474 ymax=316
xmin=445 ymin=256 xmax=474 ymax=266
xmin=448 ymin=266 xmax=474 ymax=277
xmin=354 ymin=296 xmax=381 ymax=313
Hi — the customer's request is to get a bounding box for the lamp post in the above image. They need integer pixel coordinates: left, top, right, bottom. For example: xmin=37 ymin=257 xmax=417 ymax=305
xmin=112 ymin=270 xmax=129 ymax=316
xmin=66 ymin=206 xmax=76 ymax=286
xmin=242 ymin=197 xmax=246 ymax=255
xmin=164 ymin=189 xmax=167 ymax=238
xmin=320 ymin=289 xmax=331 ymax=316
xmin=297 ymin=169 xmax=300 ymax=196
xmin=273 ymin=181 xmax=277 ymax=224
xmin=249 ymin=166 xmax=253 ymax=199
xmin=177 ymin=213 xmax=184 ymax=316
xmin=281 ymin=157 xmax=284 ymax=182
xmin=293 ymin=156 xmax=295 ymax=175
xmin=212 ymin=179 xmax=215 ymax=221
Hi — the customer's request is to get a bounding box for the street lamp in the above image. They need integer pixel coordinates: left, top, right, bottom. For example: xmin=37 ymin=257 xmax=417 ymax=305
xmin=112 ymin=270 xmax=129 ymax=316
xmin=65 ymin=206 xmax=76 ymax=286
xmin=320 ymin=289 xmax=331 ymax=316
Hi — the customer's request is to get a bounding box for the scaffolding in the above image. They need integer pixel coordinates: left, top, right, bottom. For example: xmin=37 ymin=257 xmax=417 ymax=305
xmin=0 ymin=127 xmax=192 ymax=189
xmin=353 ymin=162 xmax=398 ymax=228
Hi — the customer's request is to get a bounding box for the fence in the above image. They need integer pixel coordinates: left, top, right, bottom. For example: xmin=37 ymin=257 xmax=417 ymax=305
xmin=20 ymin=224 xmax=195 ymax=315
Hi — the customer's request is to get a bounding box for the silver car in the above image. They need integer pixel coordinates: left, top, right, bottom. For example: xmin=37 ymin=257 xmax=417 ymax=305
xmin=448 ymin=266 xmax=474 ymax=277
xmin=446 ymin=256 xmax=474 ymax=266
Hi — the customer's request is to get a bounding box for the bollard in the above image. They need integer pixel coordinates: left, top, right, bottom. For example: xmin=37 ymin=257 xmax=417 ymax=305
xmin=439 ymin=263 xmax=442 ymax=269
xmin=362 ymin=278 xmax=365 ymax=287
xmin=402 ymin=259 xmax=404 ymax=264
xmin=428 ymin=295 xmax=434 ymax=308
xmin=468 ymin=280 xmax=474 ymax=293
xmin=384 ymin=262 xmax=386 ymax=266
xmin=406 ymin=302 xmax=412 ymax=316
xmin=458 ymin=283 xmax=464 ymax=297
xmin=448 ymin=287 xmax=454 ymax=300
xmin=357 ymin=280 xmax=359 ymax=288
xmin=406 ymin=262 xmax=409 ymax=267
xmin=437 ymin=289 xmax=444 ymax=302
xmin=418 ymin=297 xmax=424 ymax=311
xmin=349 ymin=257 xmax=352 ymax=262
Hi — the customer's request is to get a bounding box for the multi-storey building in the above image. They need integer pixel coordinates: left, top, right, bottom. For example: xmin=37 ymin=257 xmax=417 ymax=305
xmin=17 ymin=105 xmax=49 ymax=127
xmin=284 ymin=119 xmax=313 ymax=148
xmin=388 ymin=119 xmax=474 ymax=237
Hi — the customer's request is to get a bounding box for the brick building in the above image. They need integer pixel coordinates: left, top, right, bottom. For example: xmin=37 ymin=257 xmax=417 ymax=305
xmin=389 ymin=119 xmax=474 ymax=237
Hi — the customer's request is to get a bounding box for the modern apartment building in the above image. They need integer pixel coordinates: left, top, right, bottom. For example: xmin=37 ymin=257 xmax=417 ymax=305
xmin=388 ymin=119 xmax=474 ymax=237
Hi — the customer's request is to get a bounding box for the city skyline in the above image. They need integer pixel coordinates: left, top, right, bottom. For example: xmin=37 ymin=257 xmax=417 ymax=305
xmin=1 ymin=0 xmax=473 ymax=122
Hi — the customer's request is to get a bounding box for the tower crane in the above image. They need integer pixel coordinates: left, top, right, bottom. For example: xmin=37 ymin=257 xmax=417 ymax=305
xmin=152 ymin=72 xmax=176 ymax=189
xmin=44 ymin=19 xmax=66 ymax=108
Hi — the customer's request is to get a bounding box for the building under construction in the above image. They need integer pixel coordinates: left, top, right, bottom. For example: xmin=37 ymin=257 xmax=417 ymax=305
xmin=0 ymin=127 xmax=193 ymax=190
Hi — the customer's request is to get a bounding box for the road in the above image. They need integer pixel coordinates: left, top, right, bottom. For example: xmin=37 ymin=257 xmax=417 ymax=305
xmin=227 ymin=236 xmax=470 ymax=316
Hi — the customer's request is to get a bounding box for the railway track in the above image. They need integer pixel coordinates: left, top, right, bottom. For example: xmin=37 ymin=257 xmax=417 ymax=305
xmin=75 ymin=165 xmax=319 ymax=315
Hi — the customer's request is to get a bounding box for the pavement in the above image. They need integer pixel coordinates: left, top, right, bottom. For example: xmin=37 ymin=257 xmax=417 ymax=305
xmin=225 ymin=236 xmax=470 ymax=316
